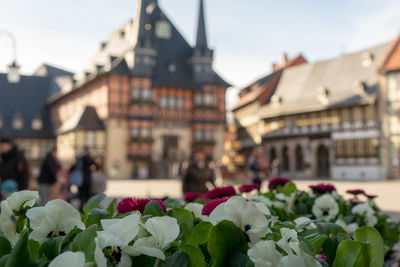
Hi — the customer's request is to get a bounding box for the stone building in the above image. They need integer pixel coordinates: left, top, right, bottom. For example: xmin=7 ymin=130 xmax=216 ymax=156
xmin=234 ymin=35 xmax=400 ymax=180
xmin=47 ymin=0 xmax=229 ymax=179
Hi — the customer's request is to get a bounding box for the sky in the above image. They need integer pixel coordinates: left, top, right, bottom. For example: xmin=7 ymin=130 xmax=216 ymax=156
xmin=0 ymin=0 xmax=399 ymax=108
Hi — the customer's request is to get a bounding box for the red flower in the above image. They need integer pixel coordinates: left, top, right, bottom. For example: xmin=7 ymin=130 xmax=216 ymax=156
xmin=365 ymin=194 xmax=377 ymax=199
xmin=346 ymin=189 xmax=365 ymax=195
xmin=309 ymin=183 xmax=336 ymax=194
xmin=239 ymin=184 xmax=260 ymax=193
xmin=349 ymin=198 xmax=364 ymax=205
xmin=268 ymin=177 xmax=292 ymax=190
xmin=201 ymin=197 xmax=229 ymax=215
xmin=316 ymin=254 xmax=327 ymax=261
xmin=116 ymin=197 xmax=166 ymax=214
xmin=204 ymin=186 xmax=236 ymax=200
xmin=184 ymin=192 xmax=203 ymax=202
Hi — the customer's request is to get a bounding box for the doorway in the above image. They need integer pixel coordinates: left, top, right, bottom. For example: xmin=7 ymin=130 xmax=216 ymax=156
xmin=317 ymin=144 xmax=330 ymax=177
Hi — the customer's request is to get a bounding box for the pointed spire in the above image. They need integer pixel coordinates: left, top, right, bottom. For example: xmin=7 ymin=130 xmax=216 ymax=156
xmin=195 ymin=0 xmax=209 ymax=53
xmin=134 ymin=0 xmax=157 ymax=48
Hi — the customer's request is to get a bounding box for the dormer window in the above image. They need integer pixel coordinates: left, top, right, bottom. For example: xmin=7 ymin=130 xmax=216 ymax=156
xmin=194 ymin=65 xmax=202 ymax=73
xmin=168 ymin=63 xmax=177 ymax=73
xmin=156 ymin=20 xmax=172 ymax=39
xmin=271 ymin=95 xmax=283 ymax=108
xmin=12 ymin=114 xmax=23 ymax=130
xmin=32 ymin=118 xmax=43 ymax=131
xmin=316 ymin=86 xmax=330 ymax=105
xmin=353 ymin=80 xmax=367 ymax=96
xmin=361 ymin=52 xmax=374 ymax=67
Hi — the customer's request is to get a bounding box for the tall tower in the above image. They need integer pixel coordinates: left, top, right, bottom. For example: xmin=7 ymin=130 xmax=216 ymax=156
xmin=191 ymin=0 xmax=214 ymax=84
xmin=131 ymin=0 xmax=158 ymax=77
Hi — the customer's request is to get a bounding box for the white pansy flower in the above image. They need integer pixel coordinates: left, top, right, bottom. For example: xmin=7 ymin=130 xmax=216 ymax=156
xmin=277 ymin=228 xmax=299 ymax=255
xmin=278 ymin=254 xmax=322 ymax=267
xmin=26 ymin=199 xmax=85 ymax=245
xmin=95 ymin=214 xmax=141 ymax=267
xmin=184 ymin=203 xmax=209 ymax=221
xmin=335 ymin=219 xmax=359 ymax=235
xmin=247 ymin=195 xmax=274 ymax=208
xmin=0 ymin=191 xmax=38 ymax=244
xmin=352 ymin=203 xmax=377 ymax=226
xmin=129 ymin=216 xmax=179 ymax=260
xmin=294 ymin=217 xmax=316 ymax=230
xmin=49 ymin=251 xmax=85 ymax=267
xmin=248 ymin=240 xmax=282 ymax=267
xmin=274 ymin=193 xmax=296 ymax=212
xmin=253 ymin=202 xmax=271 ymax=216
xmin=312 ymin=194 xmax=339 ymax=222
xmin=210 ymin=196 xmax=268 ymax=243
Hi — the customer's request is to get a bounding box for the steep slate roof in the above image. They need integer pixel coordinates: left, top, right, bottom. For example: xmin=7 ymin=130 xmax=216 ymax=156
xmin=0 ymin=74 xmax=54 ymax=139
xmin=259 ymin=42 xmax=390 ymax=119
xmin=49 ymin=0 xmax=229 ymax=103
xmin=57 ymin=106 xmax=104 ymax=134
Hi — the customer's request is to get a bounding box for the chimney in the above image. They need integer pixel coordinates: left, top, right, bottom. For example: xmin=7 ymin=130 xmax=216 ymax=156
xmin=281 ymin=53 xmax=288 ymax=66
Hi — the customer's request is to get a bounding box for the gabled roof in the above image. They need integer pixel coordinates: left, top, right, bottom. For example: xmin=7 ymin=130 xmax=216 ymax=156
xmin=0 ymin=74 xmax=54 ymax=139
xmin=378 ymin=34 xmax=400 ymax=72
xmin=259 ymin=42 xmax=390 ymax=119
xmin=57 ymin=106 xmax=104 ymax=134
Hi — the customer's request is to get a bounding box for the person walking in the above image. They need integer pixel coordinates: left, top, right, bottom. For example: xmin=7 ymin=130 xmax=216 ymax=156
xmin=0 ymin=138 xmax=29 ymax=191
xmin=38 ymin=148 xmax=60 ymax=205
xmin=182 ymin=149 xmax=215 ymax=194
xmin=76 ymin=147 xmax=98 ymax=209
xmin=247 ymin=146 xmax=269 ymax=190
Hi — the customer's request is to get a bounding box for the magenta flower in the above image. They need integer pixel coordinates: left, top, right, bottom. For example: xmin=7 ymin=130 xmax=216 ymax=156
xmin=268 ymin=177 xmax=292 ymax=190
xmin=116 ymin=197 xmax=166 ymax=214
xmin=317 ymin=254 xmax=327 ymax=261
xmin=204 ymin=186 xmax=236 ymax=200
xmin=346 ymin=189 xmax=365 ymax=195
xmin=309 ymin=183 xmax=336 ymax=194
xmin=184 ymin=192 xmax=203 ymax=202
xmin=365 ymin=194 xmax=377 ymax=199
xmin=239 ymin=184 xmax=260 ymax=193
xmin=349 ymin=198 xmax=364 ymax=205
xmin=201 ymin=197 xmax=229 ymax=215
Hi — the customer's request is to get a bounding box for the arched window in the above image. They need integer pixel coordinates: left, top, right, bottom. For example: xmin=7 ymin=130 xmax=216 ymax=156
xmin=295 ymin=145 xmax=304 ymax=171
xmin=282 ymin=146 xmax=290 ymax=171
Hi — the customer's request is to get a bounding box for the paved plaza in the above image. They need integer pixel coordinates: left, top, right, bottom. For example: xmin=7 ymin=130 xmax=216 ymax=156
xmin=105 ymin=179 xmax=400 ymax=220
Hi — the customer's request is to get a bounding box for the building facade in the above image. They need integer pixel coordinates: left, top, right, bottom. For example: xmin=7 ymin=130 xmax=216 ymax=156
xmin=47 ymin=0 xmax=229 ymax=179
xmin=234 ymin=36 xmax=400 ymax=181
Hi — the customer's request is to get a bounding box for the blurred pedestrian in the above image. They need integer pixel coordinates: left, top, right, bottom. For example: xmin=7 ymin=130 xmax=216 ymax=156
xmin=0 ymin=138 xmax=29 ymax=191
xmin=72 ymin=147 xmax=98 ymax=210
xmin=38 ymin=148 xmax=60 ymax=205
xmin=247 ymin=146 xmax=269 ymax=190
xmin=182 ymin=149 xmax=215 ymax=194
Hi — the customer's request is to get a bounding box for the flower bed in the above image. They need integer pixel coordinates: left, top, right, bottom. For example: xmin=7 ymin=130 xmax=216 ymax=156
xmin=0 ymin=178 xmax=398 ymax=266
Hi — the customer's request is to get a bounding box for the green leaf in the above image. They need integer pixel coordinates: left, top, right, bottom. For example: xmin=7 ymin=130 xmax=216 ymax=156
xmin=83 ymin=193 xmax=106 ymax=215
xmin=181 ymin=244 xmax=207 ymax=267
xmin=143 ymin=201 xmax=165 ymax=217
xmin=5 ymin=232 xmax=30 ymax=267
xmin=164 ymin=199 xmax=183 ymax=209
xmin=0 ymin=255 xmax=9 ymax=267
xmin=85 ymin=209 xmax=110 ymax=227
xmin=229 ymin=251 xmax=251 ymax=267
xmin=168 ymin=208 xmax=194 ymax=233
xmin=186 ymin=222 xmax=212 ymax=245
xmin=39 ymin=236 xmax=64 ymax=261
xmin=71 ymin=225 xmax=98 ymax=262
xmin=317 ymin=223 xmax=346 ymax=236
xmin=162 ymin=251 xmax=189 ymax=267
xmin=280 ymin=182 xmax=297 ymax=196
xmin=355 ymin=226 xmax=384 ymax=267
xmin=208 ymin=220 xmax=248 ymax=267
xmin=131 ymin=255 xmax=156 ymax=267
xmin=0 ymin=237 xmax=11 ymax=258
xmin=61 ymin=227 xmax=82 ymax=251
xmin=332 ymin=240 xmax=369 ymax=267
xmin=106 ymin=199 xmax=118 ymax=218
xmin=310 ymin=234 xmax=329 ymax=254
xmin=28 ymin=240 xmax=40 ymax=262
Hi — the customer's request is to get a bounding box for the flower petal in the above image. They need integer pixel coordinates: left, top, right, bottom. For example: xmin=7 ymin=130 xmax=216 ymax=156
xmin=49 ymin=251 xmax=85 ymax=267
xmin=144 ymin=216 xmax=179 ymax=249
xmin=100 ymin=214 xmax=140 ymax=246
xmin=131 ymin=237 xmax=166 ymax=260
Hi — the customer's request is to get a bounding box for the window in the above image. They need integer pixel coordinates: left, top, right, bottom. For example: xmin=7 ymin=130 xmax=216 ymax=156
xmin=168 ymin=96 xmax=175 ymax=108
xmin=195 ymin=131 xmax=202 ymax=142
xmin=194 ymin=130 xmax=214 ymax=143
xmin=131 ymin=128 xmax=140 ymax=139
xmin=130 ymin=127 xmax=152 ymax=141
xmin=160 ymin=96 xmax=168 ymax=108
xmin=341 ymin=109 xmax=350 ymax=123
xmin=85 ymin=132 xmax=96 ymax=147
xmin=355 ymin=139 xmax=366 ymax=157
xmin=194 ymin=93 xmax=216 ymax=107
xmin=32 ymin=118 xmax=43 ymax=130
xmin=141 ymin=88 xmax=152 ymax=100
xmin=177 ymin=98 xmax=185 ymax=109
xmin=131 ymin=88 xmax=141 ymax=100
xmin=352 ymin=106 xmax=363 ymax=122
xmin=142 ymin=128 xmax=151 ymax=138
xmin=155 ymin=20 xmax=172 ymax=39
xmin=364 ymin=105 xmax=375 ymax=121
xmin=131 ymin=87 xmax=153 ymax=102
xmin=12 ymin=114 xmax=23 ymax=130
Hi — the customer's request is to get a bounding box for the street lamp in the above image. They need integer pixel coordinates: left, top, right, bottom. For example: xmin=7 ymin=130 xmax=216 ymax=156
xmin=0 ymin=29 xmax=20 ymax=83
